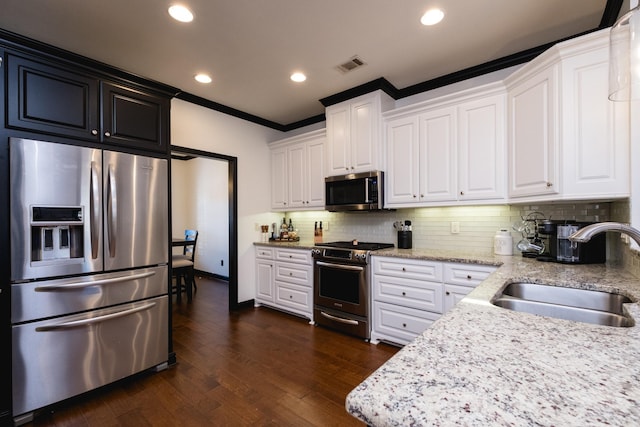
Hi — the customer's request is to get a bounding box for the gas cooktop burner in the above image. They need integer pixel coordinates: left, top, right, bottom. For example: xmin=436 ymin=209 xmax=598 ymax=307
xmin=315 ymin=241 xmax=394 ymax=251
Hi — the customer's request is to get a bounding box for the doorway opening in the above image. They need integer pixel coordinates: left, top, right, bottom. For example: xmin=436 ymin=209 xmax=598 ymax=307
xmin=170 ymin=145 xmax=239 ymax=311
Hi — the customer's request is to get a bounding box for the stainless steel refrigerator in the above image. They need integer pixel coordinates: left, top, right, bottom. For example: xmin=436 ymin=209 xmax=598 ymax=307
xmin=9 ymin=137 xmax=169 ymax=422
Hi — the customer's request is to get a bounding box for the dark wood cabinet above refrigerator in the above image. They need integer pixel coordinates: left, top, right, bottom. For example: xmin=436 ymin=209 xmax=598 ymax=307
xmin=5 ymin=51 xmax=171 ymax=153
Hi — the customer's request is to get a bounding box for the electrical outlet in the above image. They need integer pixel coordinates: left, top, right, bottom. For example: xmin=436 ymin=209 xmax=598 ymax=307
xmin=451 ymin=221 xmax=460 ymax=234
xmin=254 ymin=223 xmax=259 ymax=231
xmin=323 ymin=221 xmax=329 ymax=231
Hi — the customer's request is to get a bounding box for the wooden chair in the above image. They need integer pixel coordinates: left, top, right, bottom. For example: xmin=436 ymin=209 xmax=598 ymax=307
xmin=172 ymin=230 xmax=198 ymax=302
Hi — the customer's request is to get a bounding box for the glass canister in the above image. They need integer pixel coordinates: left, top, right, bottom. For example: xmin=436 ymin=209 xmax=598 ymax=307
xmin=494 ymin=229 xmax=513 ymax=255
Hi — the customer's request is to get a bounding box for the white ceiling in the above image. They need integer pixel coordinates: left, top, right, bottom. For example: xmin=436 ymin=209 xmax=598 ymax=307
xmin=0 ymin=0 xmax=622 ymax=127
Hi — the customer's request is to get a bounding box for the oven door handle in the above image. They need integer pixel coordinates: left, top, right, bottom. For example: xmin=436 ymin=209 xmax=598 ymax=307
xmin=315 ymin=261 xmax=364 ymax=271
xmin=35 ymin=302 xmax=157 ymax=331
xmin=319 ymin=311 xmax=360 ymax=326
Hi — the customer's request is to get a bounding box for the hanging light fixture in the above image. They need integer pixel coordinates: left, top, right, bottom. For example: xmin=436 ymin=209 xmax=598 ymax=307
xmin=609 ymin=5 xmax=640 ymax=101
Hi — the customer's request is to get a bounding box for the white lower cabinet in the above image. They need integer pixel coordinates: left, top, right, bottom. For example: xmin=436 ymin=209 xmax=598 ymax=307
xmin=370 ymin=257 xmax=443 ymax=346
xmin=255 ymin=247 xmax=275 ymax=302
xmin=443 ymin=262 xmax=496 ymax=313
xmin=371 ymin=256 xmax=496 ymax=346
xmin=254 ymin=246 xmax=313 ymax=322
xmin=372 ymin=301 xmax=441 ymax=345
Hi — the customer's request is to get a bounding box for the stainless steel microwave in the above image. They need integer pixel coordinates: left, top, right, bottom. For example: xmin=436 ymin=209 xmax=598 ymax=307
xmin=325 ymin=171 xmax=384 ymax=212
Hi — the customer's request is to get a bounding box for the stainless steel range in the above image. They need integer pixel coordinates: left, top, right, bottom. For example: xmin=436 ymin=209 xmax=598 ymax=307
xmin=312 ymin=241 xmax=393 ymax=340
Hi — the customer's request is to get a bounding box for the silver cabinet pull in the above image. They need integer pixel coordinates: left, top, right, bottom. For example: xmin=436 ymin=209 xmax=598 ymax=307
xmin=35 ymin=302 xmax=156 ymax=331
xmin=35 ymin=271 xmax=155 ymax=291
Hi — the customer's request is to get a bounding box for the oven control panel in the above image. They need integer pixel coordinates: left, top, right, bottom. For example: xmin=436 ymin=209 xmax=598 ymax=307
xmin=312 ymin=248 xmax=370 ymax=264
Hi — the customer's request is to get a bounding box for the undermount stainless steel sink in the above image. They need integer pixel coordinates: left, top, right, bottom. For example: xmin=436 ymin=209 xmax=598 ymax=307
xmin=492 ymin=282 xmax=635 ymax=327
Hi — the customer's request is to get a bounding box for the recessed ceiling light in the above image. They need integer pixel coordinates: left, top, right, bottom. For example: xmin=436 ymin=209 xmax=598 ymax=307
xmin=421 ymin=8 xmax=444 ymax=26
xmin=169 ymin=4 xmax=194 ymax=23
xmin=194 ymin=74 xmax=212 ymax=84
xmin=290 ymin=72 xmax=307 ymax=83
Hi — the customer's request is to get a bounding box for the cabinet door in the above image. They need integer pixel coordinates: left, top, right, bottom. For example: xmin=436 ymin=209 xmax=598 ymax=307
xmin=306 ymin=137 xmax=326 ymax=207
xmin=326 ymin=105 xmax=351 ymax=175
xmin=350 ymin=97 xmax=378 ymax=173
xmin=458 ymin=94 xmax=506 ymax=201
xmin=271 ymin=146 xmax=288 ymax=209
xmin=385 ymin=115 xmax=420 ymax=205
xmin=287 ymin=143 xmax=306 ymax=208
xmin=560 ymin=49 xmax=630 ymax=198
xmin=102 ymin=82 xmax=169 ymax=153
xmin=418 ymin=107 xmax=457 ymax=202
xmin=256 ymin=259 xmax=274 ymax=302
xmin=444 ymin=284 xmax=473 ymax=313
xmin=6 ymin=53 xmax=100 ymax=140
xmin=508 ymin=65 xmax=558 ymax=198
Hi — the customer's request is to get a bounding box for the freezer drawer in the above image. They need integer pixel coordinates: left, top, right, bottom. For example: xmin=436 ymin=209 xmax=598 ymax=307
xmin=11 ymin=266 xmax=167 ymax=324
xmin=12 ymin=295 xmax=168 ymax=417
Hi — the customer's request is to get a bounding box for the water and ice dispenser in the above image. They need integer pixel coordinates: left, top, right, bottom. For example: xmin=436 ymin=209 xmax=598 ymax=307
xmin=30 ymin=206 xmax=84 ymax=264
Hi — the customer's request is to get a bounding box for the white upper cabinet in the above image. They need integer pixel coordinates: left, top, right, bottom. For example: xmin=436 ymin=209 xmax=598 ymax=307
xmin=506 ymin=64 xmax=558 ymax=198
xmin=418 ymin=106 xmax=457 ymax=202
xmin=384 ymin=83 xmax=506 ymax=208
xmin=558 ymin=35 xmax=629 ymax=200
xmin=270 ymin=146 xmax=288 ymax=209
xmin=505 ymin=28 xmax=629 ymax=202
xmin=304 ymin=136 xmax=326 ymax=207
xmin=270 ymin=129 xmax=326 ymax=211
xmin=457 ymin=93 xmax=506 ymax=201
xmin=326 ymin=91 xmax=394 ymax=176
xmin=385 ymin=115 xmax=420 ymax=205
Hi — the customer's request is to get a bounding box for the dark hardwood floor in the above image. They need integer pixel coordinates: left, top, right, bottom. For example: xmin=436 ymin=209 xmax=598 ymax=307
xmin=30 ymin=277 xmax=399 ymax=426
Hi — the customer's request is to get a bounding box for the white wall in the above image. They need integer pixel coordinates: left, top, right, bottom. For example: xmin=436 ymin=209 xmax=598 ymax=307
xmin=171 ymin=157 xmax=230 ymax=277
xmin=171 ymin=99 xmax=283 ymax=303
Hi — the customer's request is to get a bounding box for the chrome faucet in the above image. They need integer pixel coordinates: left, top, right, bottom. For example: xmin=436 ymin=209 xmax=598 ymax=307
xmin=569 ymin=222 xmax=640 ymax=246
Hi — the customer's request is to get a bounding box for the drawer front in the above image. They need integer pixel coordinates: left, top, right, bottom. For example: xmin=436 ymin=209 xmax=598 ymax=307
xmin=275 ymin=248 xmax=312 ymax=265
xmin=275 ymin=282 xmax=312 ymax=315
xmin=12 ymin=266 xmax=167 ymax=324
xmin=255 ymin=246 xmax=274 ymax=259
xmin=373 ymin=274 xmax=443 ymax=313
xmin=372 ymin=256 xmax=443 ymax=281
xmin=12 ymin=296 xmax=168 ymax=416
xmin=275 ymin=262 xmax=312 ymax=287
xmin=443 ymin=263 xmax=496 ymax=286
xmin=372 ymin=301 xmax=440 ymax=346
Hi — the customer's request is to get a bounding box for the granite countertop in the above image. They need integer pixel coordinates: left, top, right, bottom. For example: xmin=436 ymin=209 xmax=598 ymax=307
xmin=346 ymin=255 xmax=640 ymax=426
xmin=254 ymin=240 xmax=317 ymax=250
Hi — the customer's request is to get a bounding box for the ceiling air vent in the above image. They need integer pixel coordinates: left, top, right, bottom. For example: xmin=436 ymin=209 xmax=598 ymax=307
xmin=337 ymin=56 xmax=366 ymax=73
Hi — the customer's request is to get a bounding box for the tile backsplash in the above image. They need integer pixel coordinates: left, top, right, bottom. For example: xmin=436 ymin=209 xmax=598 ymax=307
xmin=285 ymin=202 xmax=614 ymax=255
xmin=278 ymin=200 xmax=640 ymax=278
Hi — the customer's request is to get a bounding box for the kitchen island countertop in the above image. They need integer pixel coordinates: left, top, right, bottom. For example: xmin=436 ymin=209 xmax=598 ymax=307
xmin=346 ymin=253 xmax=640 ymax=426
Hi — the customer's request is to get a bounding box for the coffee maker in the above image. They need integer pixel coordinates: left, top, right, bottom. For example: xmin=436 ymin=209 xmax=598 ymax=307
xmin=537 ymin=221 xmax=606 ymax=264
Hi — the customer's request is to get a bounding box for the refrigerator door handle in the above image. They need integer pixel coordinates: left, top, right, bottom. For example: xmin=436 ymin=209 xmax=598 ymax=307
xmin=34 ymin=271 xmax=156 ymax=292
xmin=90 ymin=160 xmax=101 ymax=259
xmin=107 ymin=163 xmax=118 ymax=258
xmin=34 ymin=302 xmax=157 ymax=331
